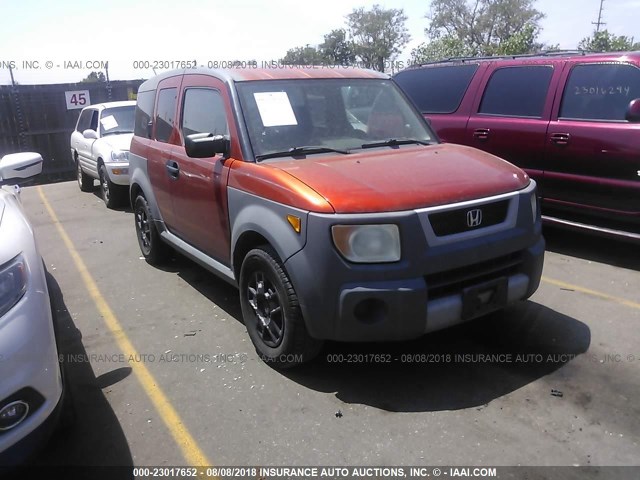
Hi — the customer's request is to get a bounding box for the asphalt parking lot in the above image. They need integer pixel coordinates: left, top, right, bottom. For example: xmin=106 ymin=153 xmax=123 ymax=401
xmin=18 ymin=181 xmax=640 ymax=470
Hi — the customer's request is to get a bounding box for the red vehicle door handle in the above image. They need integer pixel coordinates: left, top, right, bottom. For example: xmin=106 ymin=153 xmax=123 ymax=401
xmin=473 ymin=128 xmax=490 ymax=141
xmin=550 ymin=133 xmax=571 ymax=146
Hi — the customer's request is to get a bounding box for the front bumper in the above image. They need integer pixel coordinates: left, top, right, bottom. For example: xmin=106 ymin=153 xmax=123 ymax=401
xmin=0 ymin=283 xmax=63 ymax=463
xmin=284 ymin=184 xmax=544 ymax=342
xmin=104 ymin=161 xmax=130 ymax=186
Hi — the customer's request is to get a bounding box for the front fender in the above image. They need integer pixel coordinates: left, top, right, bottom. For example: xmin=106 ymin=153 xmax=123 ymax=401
xmin=228 ymin=187 xmax=309 ymax=272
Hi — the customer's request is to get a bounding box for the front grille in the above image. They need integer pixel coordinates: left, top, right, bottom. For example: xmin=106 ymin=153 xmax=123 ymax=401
xmin=429 ymin=200 xmax=510 ymax=236
xmin=425 ymin=251 xmax=523 ymax=300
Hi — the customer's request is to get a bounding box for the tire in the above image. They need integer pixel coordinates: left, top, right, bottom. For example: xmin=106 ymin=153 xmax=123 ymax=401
xmin=134 ymin=194 xmax=169 ymax=264
xmin=76 ymin=159 xmax=93 ymax=192
xmin=239 ymin=246 xmax=323 ymax=368
xmin=99 ymin=164 xmax=126 ymax=209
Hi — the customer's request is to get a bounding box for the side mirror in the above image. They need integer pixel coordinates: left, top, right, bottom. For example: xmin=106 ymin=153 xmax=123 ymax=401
xmin=83 ymin=129 xmax=98 ymax=140
xmin=185 ymin=133 xmax=229 ymax=158
xmin=146 ymin=121 xmax=153 ymax=139
xmin=625 ymin=98 xmax=640 ymax=123
xmin=0 ymin=152 xmax=43 ymax=185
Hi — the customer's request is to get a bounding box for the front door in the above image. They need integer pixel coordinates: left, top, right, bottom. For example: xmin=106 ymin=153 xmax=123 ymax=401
xmin=170 ymin=75 xmax=235 ymax=264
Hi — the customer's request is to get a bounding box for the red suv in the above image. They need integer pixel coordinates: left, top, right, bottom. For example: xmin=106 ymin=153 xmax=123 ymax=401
xmin=129 ymin=67 xmax=544 ymax=367
xmin=395 ymin=51 xmax=640 ymax=241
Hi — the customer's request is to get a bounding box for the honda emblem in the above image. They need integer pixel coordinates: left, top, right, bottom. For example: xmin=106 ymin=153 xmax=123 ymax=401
xmin=466 ymin=208 xmax=483 ymax=228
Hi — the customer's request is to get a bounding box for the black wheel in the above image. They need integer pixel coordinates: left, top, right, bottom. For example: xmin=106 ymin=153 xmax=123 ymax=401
xmin=134 ymin=194 xmax=169 ymax=264
xmin=99 ymin=164 xmax=125 ymax=209
xmin=76 ymin=159 xmax=93 ymax=192
xmin=239 ymin=246 xmax=323 ymax=368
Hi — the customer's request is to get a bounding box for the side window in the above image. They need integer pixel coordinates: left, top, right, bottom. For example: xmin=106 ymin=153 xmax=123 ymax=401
xmin=155 ymin=88 xmax=178 ymax=143
xmin=134 ymin=90 xmax=156 ymax=138
xmin=76 ymin=109 xmax=91 ymax=132
xmin=181 ymin=88 xmax=229 ymax=138
xmin=89 ymin=110 xmax=99 ymax=131
xmin=559 ymin=63 xmax=640 ymax=121
xmin=394 ymin=64 xmax=479 ymax=113
xmin=479 ymin=66 xmax=553 ymax=118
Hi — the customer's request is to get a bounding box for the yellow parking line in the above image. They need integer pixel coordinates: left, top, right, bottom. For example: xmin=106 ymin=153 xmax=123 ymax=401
xmin=37 ymin=187 xmax=213 ymax=469
xmin=542 ymin=276 xmax=640 ymax=310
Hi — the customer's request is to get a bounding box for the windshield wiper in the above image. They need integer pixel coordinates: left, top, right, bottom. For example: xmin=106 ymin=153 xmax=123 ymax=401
xmin=255 ymin=146 xmax=350 ymax=162
xmin=360 ymin=138 xmax=431 ymax=149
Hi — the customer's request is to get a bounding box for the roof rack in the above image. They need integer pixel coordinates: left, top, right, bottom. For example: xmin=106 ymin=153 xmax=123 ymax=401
xmin=411 ymin=49 xmax=592 ymax=67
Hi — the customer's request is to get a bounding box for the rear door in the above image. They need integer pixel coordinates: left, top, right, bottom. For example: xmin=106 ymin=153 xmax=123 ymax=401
xmin=146 ymin=75 xmax=182 ymax=229
xmin=544 ymin=61 xmax=640 ymax=220
xmin=465 ymin=63 xmax=562 ymax=190
xmin=169 ymin=75 xmax=235 ymax=264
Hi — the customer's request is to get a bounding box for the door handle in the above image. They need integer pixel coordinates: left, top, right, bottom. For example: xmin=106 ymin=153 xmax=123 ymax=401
xmin=473 ymin=128 xmax=490 ymax=141
xmin=165 ymin=160 xmax=179 ymax=179
xmin=550 ymin=133 xmax=571 ymax=146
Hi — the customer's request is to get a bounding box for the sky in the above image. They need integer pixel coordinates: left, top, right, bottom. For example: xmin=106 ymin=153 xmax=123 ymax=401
xmin=0 ymin=0 xmax=638 ymax=85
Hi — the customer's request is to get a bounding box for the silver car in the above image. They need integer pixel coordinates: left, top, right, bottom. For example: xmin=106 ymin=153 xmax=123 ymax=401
xmin=0 ymin=152 xmax=64 ymax=464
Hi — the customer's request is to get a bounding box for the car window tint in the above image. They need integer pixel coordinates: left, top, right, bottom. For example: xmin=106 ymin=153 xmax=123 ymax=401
xmin=559 ymin=63 xmax=640 ymax=121
xmin=479 ymin=66 xmax=553 ymax=118
xmin=134 ymin=90 xmax=156 ymax=138
xmin=181 ymin=88 xmax=229 ymax=139
xmin=394 ymin=64 xmax=478 ymax=113
xmin=89 ymin=110 xmax=99 ymax=131
xmin=155 ymin=88 xmax=178 ymax=143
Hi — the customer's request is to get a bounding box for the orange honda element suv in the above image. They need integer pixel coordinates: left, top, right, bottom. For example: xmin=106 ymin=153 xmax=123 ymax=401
xmin=129 ymin=67 xmax=544 ymax=367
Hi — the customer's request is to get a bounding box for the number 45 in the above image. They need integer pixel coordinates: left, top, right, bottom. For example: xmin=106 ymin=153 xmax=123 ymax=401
xmin=70 ymin=93 xmax=87 ymax=106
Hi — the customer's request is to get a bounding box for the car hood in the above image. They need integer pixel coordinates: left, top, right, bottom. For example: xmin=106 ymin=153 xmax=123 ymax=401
xmin=269 ymin=143 xmax=529 ymax=213
xmin=100 ymin=133 xmax=134 ymax=151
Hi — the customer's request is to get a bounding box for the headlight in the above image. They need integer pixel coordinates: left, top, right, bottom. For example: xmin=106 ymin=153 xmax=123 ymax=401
xmin=530 ymin=193 xmax=539 ymax=222
xmin=0 ymin=255 xmax=28 ymax=318
xmin=110 ymin=150 xmax=128 ymax=162
xmin=332 ymin=224 xmax=401 ymax=263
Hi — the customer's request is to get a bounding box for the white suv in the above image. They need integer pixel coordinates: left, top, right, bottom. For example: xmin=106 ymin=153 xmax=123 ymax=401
xmin=0 ymin=152 xmax=64 ymax=464
xmin=70 ymin=101 xmax=136 ymax=208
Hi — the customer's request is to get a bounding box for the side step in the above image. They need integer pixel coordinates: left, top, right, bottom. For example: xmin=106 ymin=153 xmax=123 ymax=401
xmin=542 ymin=215 xmax=640 ymax=243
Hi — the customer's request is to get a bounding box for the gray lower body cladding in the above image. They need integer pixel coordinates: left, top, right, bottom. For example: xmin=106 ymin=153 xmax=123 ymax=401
xmin=284 ymin=190 xmax=544 ymax=342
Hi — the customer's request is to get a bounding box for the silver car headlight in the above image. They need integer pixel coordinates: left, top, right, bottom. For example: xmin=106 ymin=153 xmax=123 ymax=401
xmin=0 ymin=254 xmax=28 ymax=318
xmin=110 ymin=150 xmax=128 ymax=162
xmin=332 ymin=224 xmax=401 ymax=263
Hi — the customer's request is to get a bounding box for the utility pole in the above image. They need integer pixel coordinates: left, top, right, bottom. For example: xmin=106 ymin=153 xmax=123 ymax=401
xmin=592 ymin=0 xmax=606 ymax=32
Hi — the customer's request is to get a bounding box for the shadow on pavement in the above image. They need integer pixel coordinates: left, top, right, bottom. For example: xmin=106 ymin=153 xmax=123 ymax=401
xmin=26 ymin=271 xmax=134 ymax=475
xmin=543 ymin=226 xmax=640 ymax=271
xmin=283 ymin=301 xmax=591 ymax=412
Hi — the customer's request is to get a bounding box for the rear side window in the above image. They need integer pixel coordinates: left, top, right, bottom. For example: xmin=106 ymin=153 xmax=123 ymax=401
xmin=479 ymin=66 xmax=553 ymax=118
xmin=394 ymin=64 xmax=479 ymax=113
xmin=181 ymin=88 xmax=229 ymax=138
xmin=155 ymin=88 xmax=178 ymax=143
xmin=559 ymin=63 xmax=640 ymax=121
xmin=134 ymin=90 xmax=156 ymax=138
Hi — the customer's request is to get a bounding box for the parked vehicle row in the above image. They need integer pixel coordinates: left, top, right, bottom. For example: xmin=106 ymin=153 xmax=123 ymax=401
xmin=394 ymin=50 xmax=640 ymax=241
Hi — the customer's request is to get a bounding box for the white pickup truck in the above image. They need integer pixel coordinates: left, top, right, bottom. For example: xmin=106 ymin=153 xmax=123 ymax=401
xmin=70 ymin=101 xmax=135 ymax=208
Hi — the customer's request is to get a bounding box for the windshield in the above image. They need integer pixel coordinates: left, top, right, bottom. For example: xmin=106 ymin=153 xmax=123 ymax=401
xmin=99 ymin=106 xmax=135 ymax=136
xmin=236 ymin=79 xmax=435 ymax=159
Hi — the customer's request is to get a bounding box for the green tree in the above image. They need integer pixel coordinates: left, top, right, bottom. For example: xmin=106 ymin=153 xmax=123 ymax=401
xmin=347 ymin=4 xmax=410 ymax=72
xmin=426 ymin=0 xmax=545 ymax=55
xmin=578 ymin=30 xmax=640 ymax=52
xmin=280 ymin=45 xmax=325 ymax=65
xmin=410 ymin=35 xmax=474 ymax=64
xmin=319 ymin=29 xmax=356 ymax=65
xmin=81 ymin=71 xmax=106 ymax=83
